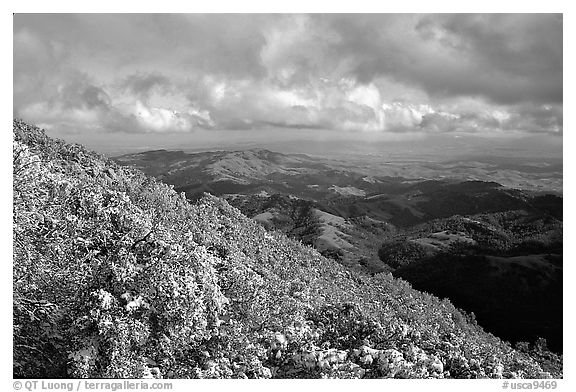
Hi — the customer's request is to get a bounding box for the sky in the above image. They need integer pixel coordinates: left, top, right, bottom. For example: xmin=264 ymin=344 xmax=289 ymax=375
xmin=13 ymin=14 xmax=563 ymax=155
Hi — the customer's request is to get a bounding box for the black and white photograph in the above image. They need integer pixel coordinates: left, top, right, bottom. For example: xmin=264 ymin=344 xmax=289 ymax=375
xmin=10 ymin=7 xmax=567 ymax=387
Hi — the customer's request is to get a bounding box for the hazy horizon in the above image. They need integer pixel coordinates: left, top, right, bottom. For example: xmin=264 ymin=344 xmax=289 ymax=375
xmin=14 ymin=14 xmax=562 ymax=161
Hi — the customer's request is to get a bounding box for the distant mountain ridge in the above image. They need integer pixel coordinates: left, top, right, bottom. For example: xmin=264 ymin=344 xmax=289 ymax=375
xmin=114 ymin=148 xmax=331 ymax=185
xmin=114 ymin=148 xmax=562 ymax=269
xmin=13 ymin=119 xmax=561 ymax=378
xmin=114 ymin=148 xmax=561 ymax=220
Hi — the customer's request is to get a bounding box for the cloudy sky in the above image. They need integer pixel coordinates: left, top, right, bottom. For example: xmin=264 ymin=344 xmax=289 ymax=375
xmin=13 ymin=14 xmax=562 ymax=153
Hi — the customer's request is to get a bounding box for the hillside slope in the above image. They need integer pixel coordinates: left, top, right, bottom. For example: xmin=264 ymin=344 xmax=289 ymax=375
xmin=377 ymin=212 xmax=562 ymax=352
xmin=13 ymin=120 xmax=560 ymax=379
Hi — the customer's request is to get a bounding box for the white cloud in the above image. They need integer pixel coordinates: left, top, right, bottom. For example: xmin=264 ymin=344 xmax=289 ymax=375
xmin=130 ymin=101 xmax=189 ymax=133
xmin=13 ymin=14 xmax=562 ymax=137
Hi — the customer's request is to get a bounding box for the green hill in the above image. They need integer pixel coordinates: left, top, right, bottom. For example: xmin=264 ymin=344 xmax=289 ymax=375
xmin=13 ymin=120 xmax=561 ymax=379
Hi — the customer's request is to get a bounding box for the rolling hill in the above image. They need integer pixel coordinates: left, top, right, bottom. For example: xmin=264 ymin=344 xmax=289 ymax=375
xmin=114 ymin=148 xmax=562 ymax=273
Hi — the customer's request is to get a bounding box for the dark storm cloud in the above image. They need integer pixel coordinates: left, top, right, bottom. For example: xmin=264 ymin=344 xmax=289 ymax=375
xmin=13 ymin=14 xmax=562 ymax=135
xmin=414 ymin=14 xmax=563 ymax=104
xmin=120 ymin=73 xmax=172 ymax=102
xmin=505 ymin=103 xmax=563 ymax=134
xmin=55 ymin=72 xmax=112 ymax=111
xmin=13 ymin=14 xmax=269 ymax=77
xmin=307 ymin=14 xmax=562 ymax=104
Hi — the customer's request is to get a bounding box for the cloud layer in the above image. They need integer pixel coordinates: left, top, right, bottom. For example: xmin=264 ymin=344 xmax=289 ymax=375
xmin=14 ymin=14 xmax=562 ymax=136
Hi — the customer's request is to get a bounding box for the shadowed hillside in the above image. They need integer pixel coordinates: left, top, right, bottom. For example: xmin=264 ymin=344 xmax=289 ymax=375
xmin=13 ymin=120 xmax=561 ymax=379
xmin=377 ymin=212 xmax=563 ymax=353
